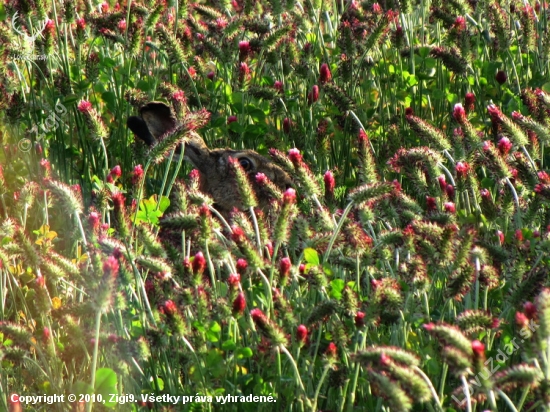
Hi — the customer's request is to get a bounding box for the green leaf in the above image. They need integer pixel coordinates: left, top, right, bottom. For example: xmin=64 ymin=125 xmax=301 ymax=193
xmin=192 ymin=320 xmax=206 ymax=333
xmin=72 ymin=381 xmax=93 ymax=396
xmin=304 ymin=248 xmax=320 ymax=265
xmin=158 ymin=196 xmax=170 ymax=213
xmin=230 ymin=92 xmax=243 ymax=106
xmin=102 ymin=57 xmax=117 ymax=68
xmin=101 ymin=91 xmax=116 ymax=113
xmin=206 ymin=321 xmax=221 ymax=342
xmin=329 ymin=279 xmax=345 ymax=300
xmin=150 ymin=376 xmax=164 ymax=391
xmin=418 ymin=47 xmax=431 ymax=58
xmin=237 ymin=347 xmax=253 ymax=358
xmin=248 ymin=108 xmax=266 ymax=122
xmin=95 ymin=368 xmax=118 ymax=407
xmin=222 ymin=340 xmax=237 ymax=351
xmin=446 ymin=92 xmax=458 ymax=104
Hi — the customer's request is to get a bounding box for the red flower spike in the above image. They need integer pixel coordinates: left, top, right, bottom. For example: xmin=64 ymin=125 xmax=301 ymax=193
xmin=324 ymin=170 xmax=335 ymax=195
xmin=283 ymin=188 xmax=296 ymax=204
xmin=423 ymin=323 xmax=435 ymax=331
xmin=228 ymin=273 xmax=240 ymax=286
xmin=471 ymin=340 xmax=485 ymax=357
xmin=163 ymin=300 xmax=177 ymax=315
xmin=438 ymin=175 xmax=447 ymax=191
xmin=88 ymin=212 xmax=100 ymax=229
xmin=192 ymin=251 xmax=206 ymax=275
xmin=325 ymin=342 xmax=338 ymax=358
xmin=274 ymin=81 xmax=283 ymax=92
xmin=233 ymin=293 xmax=246 ymax=314
xmin=465 ymin=92 xmax=476 ymax=112
xmin=319 ymin=63 xmax=332 ymax=84
xmin=524 ymin=301 xmax=537 ymax=319
xmin=355 ymin=311 xmax=366 ymax=327
xmin=77 ymin=100 xmax=92 ymax=113
xmin=497 ymin=137 xmax=513 ymax=155
xmin=307 ymin=85 xmax=319 ymax=105
xmin=296 ymin=324 xmax=308 ymax=345
xmin=283 ymin=117 xmax=292 ymax=134
xmin=279 ymin=257 xmax=291 ymax=278
xmin=453 ymin=103 xmax=467 ymax=124
xmin=103 ymin=256 xmax=119 ymax=279
xmin=495 ymin=70 xmax=507 ymax=84
xmin=236 ymin=259 xmax=248 ymax=274
xmin=515 ymin=311 xmax=529 ymax=328
xmin=444 ymin=202 xmax=456 ymax=213
xmin=110 ymin=165 xmax=122 ymax=178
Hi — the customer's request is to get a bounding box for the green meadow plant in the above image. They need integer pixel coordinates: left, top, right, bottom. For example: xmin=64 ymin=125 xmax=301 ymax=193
xmin=1 ymin=0 xmax=550 ymax=411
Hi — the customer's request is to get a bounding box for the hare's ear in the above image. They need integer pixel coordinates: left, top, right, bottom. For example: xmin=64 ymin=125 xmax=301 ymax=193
xmin=127 ymin=116 xmax=156 ymax=146
xmin=127 ymin=102 xmax=178 ymax=146
xmin=184 ymin=132 xmax=211 ymax=168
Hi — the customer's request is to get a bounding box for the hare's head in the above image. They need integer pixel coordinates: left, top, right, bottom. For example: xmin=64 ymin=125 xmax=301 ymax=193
xmin=127 ymin=102 xmax=293 ymax=213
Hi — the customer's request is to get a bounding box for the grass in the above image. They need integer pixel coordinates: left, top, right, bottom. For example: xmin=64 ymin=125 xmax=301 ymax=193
xmin=1 ymin=0 xmax=550 ymax=411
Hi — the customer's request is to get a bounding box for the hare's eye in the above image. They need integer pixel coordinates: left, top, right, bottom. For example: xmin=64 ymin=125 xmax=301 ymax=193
xmin=239 ymin=157 xmax=253 ymax=171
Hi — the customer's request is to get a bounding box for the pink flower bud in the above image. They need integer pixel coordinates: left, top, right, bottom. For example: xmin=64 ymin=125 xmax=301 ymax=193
xmin=497 ymin=137 xmax=512 ymax=155
xmin=236 ymin=258 xmax=248 ymax=274
xmin=283 ymin=118 xmax=292 ymax=134
xmin=453 ymin=103 xmax=467 ymax=123
xmin=355 ymin=311 xmax=365 ymax=327
xmin=296 ymin=324 xmax=308 ymax=345
xmin=192 ymin=251 xmax=206 ymax=274
xmin=444 ymin=202 xmax=456 ymax=213
xmin=274 ymin=81 xmax=283 ymax=92
xmin=288 ymin=148 xmax=302 ymax=164
xmin=233 ymin=293 xmax=246 ymax=314
xmin=279 ymin=257 xmax=292 ymax=278
xmin=77 ymin=100 xmax=92 ymax=113
xmin=495 ymin=70 xmax=507 ymax=84
xmin=110 ymin=165 xmax=122 ymax=178
xmin=324 ymin=170 xmax=335 ymax=196
xmin=283 ymin=188 xmax=296 ymax=204
xmin=307 ymin=85 xmax=319 ymax=105
xmin=319 ymin=63 xmax=332 ymax=84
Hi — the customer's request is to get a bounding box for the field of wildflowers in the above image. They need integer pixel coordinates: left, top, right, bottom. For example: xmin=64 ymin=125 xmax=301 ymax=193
xmin=1 ymin=0 xmax=550 ymax=411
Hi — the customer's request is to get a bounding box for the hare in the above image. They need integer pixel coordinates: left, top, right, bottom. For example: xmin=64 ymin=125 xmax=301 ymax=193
xmin=127 ymin=102 xmax=292 ymax=214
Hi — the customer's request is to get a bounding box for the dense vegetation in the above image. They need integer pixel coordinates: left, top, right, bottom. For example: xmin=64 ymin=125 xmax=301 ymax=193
xmin=1 ymin=0 xmax=550 ymax=410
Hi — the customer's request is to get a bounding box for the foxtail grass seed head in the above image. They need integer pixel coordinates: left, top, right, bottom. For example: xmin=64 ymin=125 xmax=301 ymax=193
xmin=228 ymin=157 xmax=258 ymax=209
xmin=536 ymin=288 xmax=550 ymax=344
xmin=423 ymin=322 xmax=473 ymax=356
xmin=45 ymin=180 xmax=83 ymax=215
xmin=250 ymin=308 xmax=288 ymax=345
xmin=77 ymin=100 xmax=108 ymax=141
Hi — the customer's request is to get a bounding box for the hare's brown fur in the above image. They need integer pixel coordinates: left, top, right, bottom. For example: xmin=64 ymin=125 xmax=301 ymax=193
xmin=128 ymin=102 xmax=292 ymax=213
